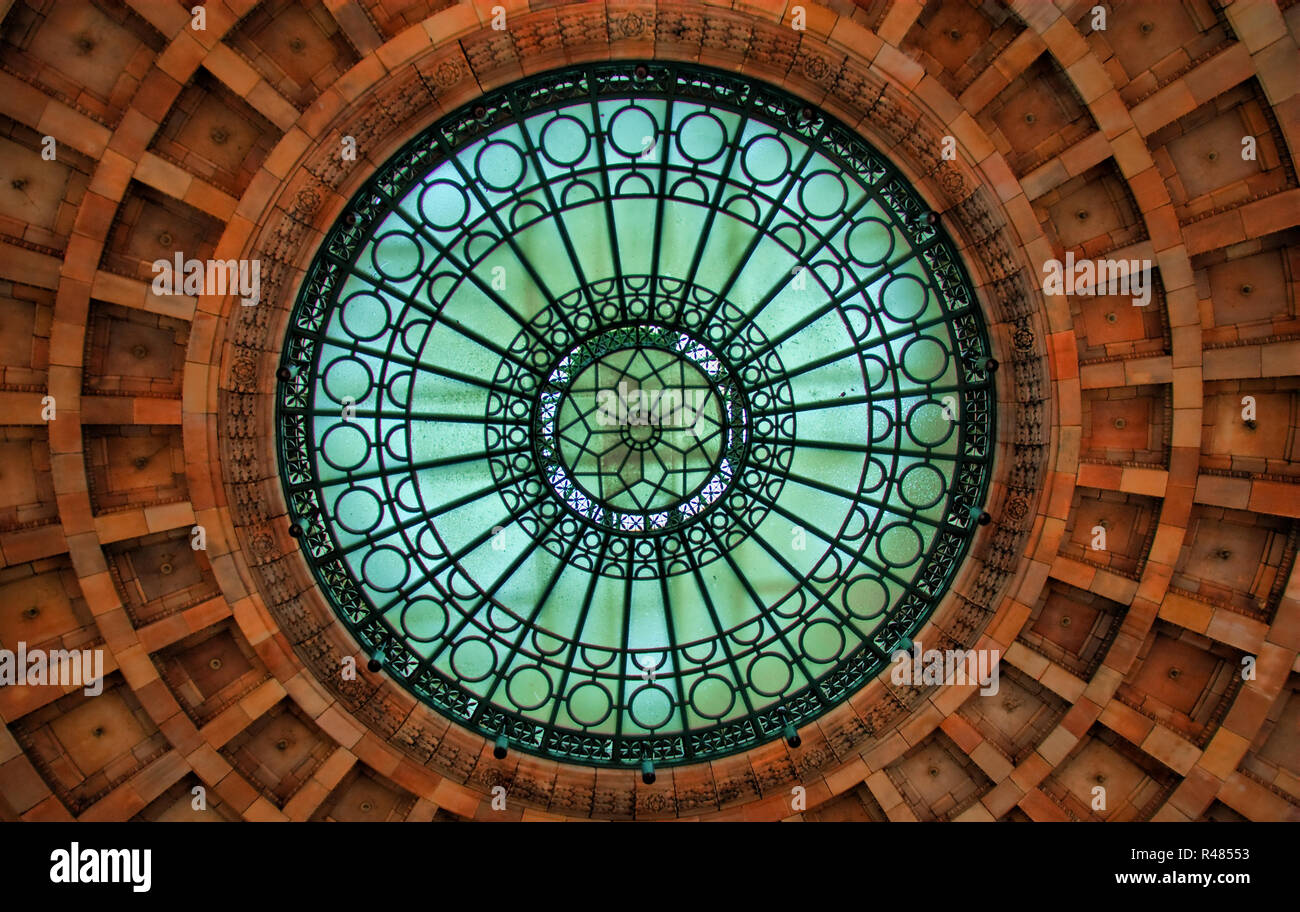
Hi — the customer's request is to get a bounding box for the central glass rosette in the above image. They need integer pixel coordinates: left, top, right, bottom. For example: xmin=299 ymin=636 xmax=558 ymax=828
xmin=276 ymin=63 xmax=994 ymax=768
xmin=537 ymin=325 xmax=747 ymax=531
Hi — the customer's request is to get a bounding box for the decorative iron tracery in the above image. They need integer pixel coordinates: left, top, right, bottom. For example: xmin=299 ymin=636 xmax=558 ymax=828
xmin=276 ymin=62 xmax=995 ymax=767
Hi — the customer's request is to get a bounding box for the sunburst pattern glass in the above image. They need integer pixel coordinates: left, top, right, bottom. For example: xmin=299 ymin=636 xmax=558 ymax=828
xmin=277 ymin=63 xmax=995 ymax=767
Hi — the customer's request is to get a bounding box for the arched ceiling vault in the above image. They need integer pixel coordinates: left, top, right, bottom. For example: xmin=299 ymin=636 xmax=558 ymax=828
xmin=0 ymin=0 xmax=1297 ymax=821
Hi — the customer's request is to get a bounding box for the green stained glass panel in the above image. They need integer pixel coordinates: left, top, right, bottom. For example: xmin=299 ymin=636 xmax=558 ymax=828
xmin=277 ymin=63 xmax=994 ymax=767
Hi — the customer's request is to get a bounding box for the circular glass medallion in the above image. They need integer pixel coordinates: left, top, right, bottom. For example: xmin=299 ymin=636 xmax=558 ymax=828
xmin=276 ymin=62 xmax=996 ymax=768
xmin=535 ymin=325 xmax=747 ymax=531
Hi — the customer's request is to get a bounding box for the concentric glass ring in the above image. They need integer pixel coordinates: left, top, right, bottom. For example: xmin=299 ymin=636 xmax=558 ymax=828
xmin=277 ymin=62 xmax=995 ymax=768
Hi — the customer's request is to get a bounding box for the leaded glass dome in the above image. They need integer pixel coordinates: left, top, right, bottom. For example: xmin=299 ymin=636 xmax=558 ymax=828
xmin=277 ymin=63 xmax=994 ymax=768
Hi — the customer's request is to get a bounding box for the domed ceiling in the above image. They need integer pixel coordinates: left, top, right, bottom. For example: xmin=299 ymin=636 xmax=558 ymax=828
xmin=277 ymin=61 xmax=997 ymax=769
xmin=0 ymin=0 xmax=1297 ymax=823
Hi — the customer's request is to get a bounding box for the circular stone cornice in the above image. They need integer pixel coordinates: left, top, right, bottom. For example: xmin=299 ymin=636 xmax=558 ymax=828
xmin=196 ymin=3 xmax=1061 ymax=818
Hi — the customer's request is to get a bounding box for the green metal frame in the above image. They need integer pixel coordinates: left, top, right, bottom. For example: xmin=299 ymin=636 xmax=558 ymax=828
xmin=276 ymin=61 xmax=995 ymax=768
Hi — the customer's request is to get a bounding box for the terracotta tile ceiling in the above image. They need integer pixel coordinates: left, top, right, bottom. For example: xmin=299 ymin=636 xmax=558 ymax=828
xmin=0 ymin=0 xmax=1296 ymax=822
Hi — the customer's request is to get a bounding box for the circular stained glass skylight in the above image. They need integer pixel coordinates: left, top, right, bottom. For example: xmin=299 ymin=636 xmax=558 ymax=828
xmin=277 ymin=63 xmax=995 ymax=768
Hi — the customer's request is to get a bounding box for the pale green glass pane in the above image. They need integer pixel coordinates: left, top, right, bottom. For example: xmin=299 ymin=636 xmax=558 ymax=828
xmin=279 ymin=67 xmax=992 ymax=768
